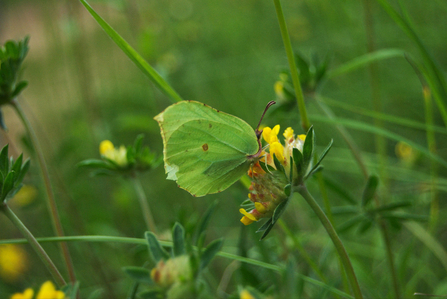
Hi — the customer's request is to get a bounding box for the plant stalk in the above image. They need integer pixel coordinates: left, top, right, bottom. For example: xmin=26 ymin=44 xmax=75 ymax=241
xmin=272 ymin=0 xmax=310 ymax=131
xmin=296 ymin=184 xmax=363 ymax=299
xmin=0 ymin=203 xmax=66 ymax=286
xmin=10 ymin=99 xmax=76 ymax=284
xmin=131 ymin=176 xmax=157 ymax=234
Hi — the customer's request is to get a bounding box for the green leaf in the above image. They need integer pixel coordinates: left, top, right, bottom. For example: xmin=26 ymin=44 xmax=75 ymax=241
xmin=289 ymin=156 xmax=293 ymax=182
xmin=331 ymin=205 xmax=359 ymax=215
xmin=302 ymin=126 xmax=314 ymax=173
xmin=295 ymin=52 xmax=311 ymax=84
xmin=272 ymin=200 xmax=289 ymax=224
xmin=323 ymin=177 xmax=357 ymax=204
xmin=284 ymin=184 xmax=291 ymax=197
xmin=77 ymin=159 xmax=115 ymax=169
xmin=79 ymin=0 xmax=183 ymax=104
xmin=145 ymin=232 xmax=170 ymax=263
xmin=337 ymin=215 xmax=366 ymax=233
xmin=259 ymin=221 xmax=275 ymax=241
xmin=0 ymin=145 xmax=9 ymax=177
xmin=61 ymin=282 xmax=80 ymax=299
xmin=256 ymin=218 xmax=273 ymax=233
xmin=305 ymin=165 xmax=324 ymax=180
xmin=273 ymin=154 xmax=285 ymax=177
xmin=292 ymin=148 xmax=303 ymax=175
xmin=123 ymin=266 xmax=152 ymax=284
xmin=134 ymin=134 xmax=144 ymax=153
xmin=154 ymin=101 xmax=259 ymax=197
xmin=372 ymin=201 xmax=412 ymax=214
xmin=11 ymin=80 xmax=28 ymax=98
xmin=361 ymin=175 xmax=379 ymax=207
xmin=327 ymin=49 xmax=405 ymax=78
xmin=200 ymin=238 xmax=223 ymax=270
xmin=309 ymin=139 xmax=333 ymax=175
xmin=2 ymin=171 xmax=15 ymax=201
xmin=15 ymin=158 xmax=30 ymax=186
xmin=259 ymin=160 xmax=275 ymax=173
xmin=172 ymin=222 xmax=186 ymax=257
xmin=11 ymin=154 xmax=22 ymax=182
xmin=357 ymin=219 xmax=374 ymax=234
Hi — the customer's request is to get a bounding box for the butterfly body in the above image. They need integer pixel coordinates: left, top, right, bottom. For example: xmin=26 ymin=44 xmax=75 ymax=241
xmin=154 ymin=101 xmax=259 ymax=197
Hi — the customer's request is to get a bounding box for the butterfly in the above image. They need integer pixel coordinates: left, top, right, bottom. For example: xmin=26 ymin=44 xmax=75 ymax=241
xmin=154 ymin=101 xmax=274 ymax=197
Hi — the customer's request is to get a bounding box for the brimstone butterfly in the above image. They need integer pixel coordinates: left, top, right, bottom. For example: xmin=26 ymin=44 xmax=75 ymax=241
xmin=154 ymin=101 xmax=274 ymax=197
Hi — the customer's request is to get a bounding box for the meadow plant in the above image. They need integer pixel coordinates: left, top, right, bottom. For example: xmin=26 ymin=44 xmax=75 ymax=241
xmin=1 ymin=0 xmax=447 ymax=298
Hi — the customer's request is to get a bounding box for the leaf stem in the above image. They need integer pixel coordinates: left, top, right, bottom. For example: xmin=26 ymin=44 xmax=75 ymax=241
xmin=130 ymin=176 xmax=157 ymax=234
xmin=296 ymin=184 xmax=363 ymax=299
xmin=272 ymin=0 xmax=310 ymax=131
xmin=0 ymin=203 xmax=66 ymax=286
xmin=10 ymin=99 xmax=76 ymax=284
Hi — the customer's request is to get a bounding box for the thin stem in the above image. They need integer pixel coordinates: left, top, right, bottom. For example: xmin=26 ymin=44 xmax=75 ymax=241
xmin=0 ymin=235 xmax=353 ymax=299
xmin=0 ymin=203 xmax=66 ymax=286
xmin=423 ymin=87 xmax=439 ymax=231
xmin=296 ymin=184 xmax=363 ymax=299
xmin=272 ymin=0 xmax=310 ymax=131
xmin=379 ymin=221 xmax=400 ymax=298
xmin=131 ymin=176 xmax=157 ymax=234
xmin=10 ymin=99 xmax=76 ymax=284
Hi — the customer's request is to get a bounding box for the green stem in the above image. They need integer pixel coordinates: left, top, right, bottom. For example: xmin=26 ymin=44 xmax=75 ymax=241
xmin=296 ymin=184 xmax=363 ymax=299
xmin=379 ymin=221 xmax=400 ymax=298
xmin=0 ymin=203 xmax=66 ymax=286
xmin=423 ymin=87 xmax=439 ymax=231
xmin=272 ymin=0 xmax=310 ymax=131
xmin=130 ymin=176 xmax=157 ymax=234
xmin=0 ymin=235 xmax=353 ymax=299
xmin=10 ymin=99 xmax=76 ymax=284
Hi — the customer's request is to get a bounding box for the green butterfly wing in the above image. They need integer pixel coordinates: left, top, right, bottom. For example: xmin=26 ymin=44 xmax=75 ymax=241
xmin=154 ymin=101 xmax=259 ymax=197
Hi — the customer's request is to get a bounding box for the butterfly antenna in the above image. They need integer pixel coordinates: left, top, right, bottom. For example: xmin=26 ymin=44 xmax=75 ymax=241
xmin=255 ymin=101 xmax=276 ymax=137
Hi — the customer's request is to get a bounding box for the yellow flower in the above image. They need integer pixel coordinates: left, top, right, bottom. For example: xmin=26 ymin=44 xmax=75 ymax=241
xmin=395 ymin=141 xmax=416 ymax=163
xmin=283 ymin=127 xmax=294 ymax=140
xmin=12 ymin=185 xmax=37 ymax=207
xmin=99 ymin=140 xmax=128 ymax=167
xmin=240 ymin=289 xmax=256 ymax=299
xmin=270 ymin=141 xmax=285 ymax=162
xmin=239 ymin=208 xmax=258 ymax=225
xmin=10 ymin=289 xmax=34 ymax=299
xmin=36 ymin=281 xmax=65 ymax=299
xmin=0 ymin=244 xmax=27 ymax=282
xmin=262 ymin=125 xmax=280 ymax=145
xmin=150 ymin=255 xmax=192 ymax=288
xmin=274 ymin=81 xmax=285 ymax=99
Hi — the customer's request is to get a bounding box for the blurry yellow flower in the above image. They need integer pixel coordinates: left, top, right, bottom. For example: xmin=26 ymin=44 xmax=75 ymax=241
xmin=262 ymin=125 xmax=280 ymax=145
xmin=36 ymin=281 xmax=65 ymax=299
xmin=12 ymin=185 xmax=37 ymax=207
xmin=240 ymin=289 xmax=256 ymax=299
xmin=99 ymin=140 xmax=128 ymax=167
xmin=10 ymin=288 xmax=34 ymax=299
xmin=395 ymin=141 xmax=417 ymax=163
xmin=0 ymin=244 xmax=27 ymax=282
xmin=274 ymin=81 xmax=284 ymax=99
xmin=150 ymin=255 xmax=192 ymax=289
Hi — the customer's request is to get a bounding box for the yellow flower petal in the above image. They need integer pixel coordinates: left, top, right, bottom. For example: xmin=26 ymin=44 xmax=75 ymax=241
xmin=272 ymin=125 xmax=280 ymax=138
xmin=262 ymin=125 xmax=280 ymax=144
xmin=11 ymin=288 xmax=34 ymax=299
xmin=283 ymin=127 xmax=294 ymax=140
xmin=254 ymin=202 xmax=267 ymax=213
xmin=270 ymin=142 xmax=284 ymax=162
xmin=262 ymin=127 xmax=272 ymax=143
xmin=36 ymin=281 xmax=64 ymax=299
xmin=240 ymin=216 xmax=254 ymax=226
xmin=0 ymin=244 xmax=27 ymax=282
xmin=240 ymin=289 xmax=256 ymax=299
xmin=297 ymin=134 xmax=306 ymax=142
xmin=99 ymin=140 xmax=114 ymax=155
xmin=274 ymin=81 xmax=284 ymax=97
xmin=239 ymin=208 xmax=257 ymax=221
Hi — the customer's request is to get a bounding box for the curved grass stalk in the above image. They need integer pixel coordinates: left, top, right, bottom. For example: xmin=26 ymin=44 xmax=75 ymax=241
xmin=10 ymin=99 xmax=76 ymax=284
xmin=272 ymin=0 xmax=310 ymax=131
xmin=0 ymin=204 xmax=66 ymax=286
xmin=79 ymin=0 xmax=183 ymax=104
xmin=0 ymin=234 xmax=353 ymax=299
xmin=130 ymin=177 xmax=157 ymax=234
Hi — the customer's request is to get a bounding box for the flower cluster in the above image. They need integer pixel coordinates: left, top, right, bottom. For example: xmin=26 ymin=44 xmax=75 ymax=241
xmin=150 ymin=255 xmax=193 ymax=289
xmin=11 ymin=281 xmax=65 ymax=299
xmin=240 ymin=125 xmax=305 ymax=226
xmin=99 ymin=140 xmax=128 ymax=167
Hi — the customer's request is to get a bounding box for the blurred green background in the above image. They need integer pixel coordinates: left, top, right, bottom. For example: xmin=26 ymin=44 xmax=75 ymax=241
xmin=1 ymin=0 xmax=447 ymax=298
